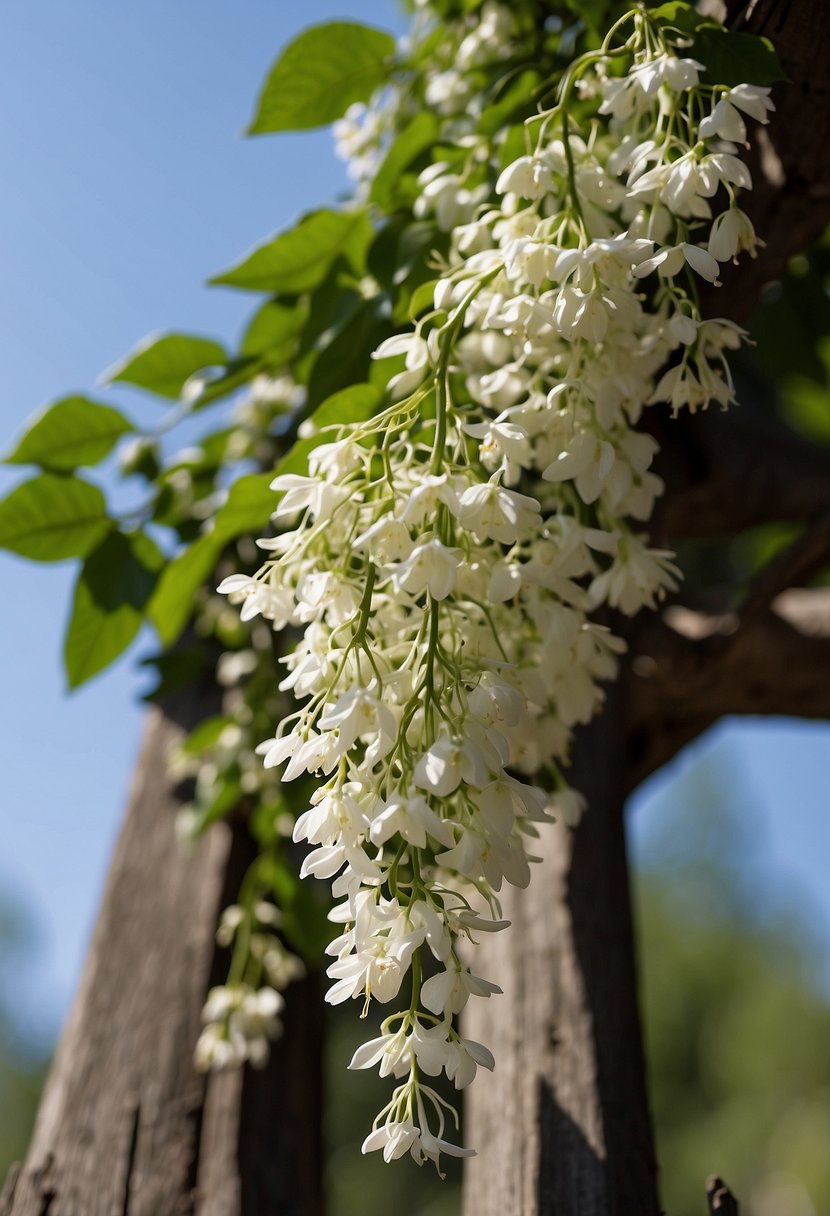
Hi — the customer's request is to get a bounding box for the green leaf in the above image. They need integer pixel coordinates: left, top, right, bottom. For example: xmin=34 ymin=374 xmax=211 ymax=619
xmin=407 ymin=278 xmax=440 ymax=320
xmin=370 ymin=112 xmax=439 ymax=209
xmin=64 ymin=531 xmax=164 ymax=688
xmin=106 ymin=332 xmax=229 ymax=400
xmin=147 ymin=532 xmax=224 ymax=646
xmin=240 ymin=299 xmax=309 ymax=359
xmin=0 ymin=474 xmax=110 ymax=561
xmin=306 ymin=301 xmax=392 ymax=411
xmin=692 ymin=28 xmax=786 ymax=88
xmin=187 ymin=357 xmax=262 ymax=412
xmin=650 ymin=3 xmax=785 ymax=86
xmin=6 ymin=396 xmax=135 ymax=471
xmin=248 ymin=21 xmax=396 ymax=135
xmin=478 ymin=70 xmax=542 ymax=137
xmin=270 ymin=851 xmax=332 ymax=962
xmin=210 ymin=209 xmax=373 ymax=294
xmin=277 ymin=383 xmax=382 ymax=478
xmin=212 ymin=472 xmax=277 ymax=539
xmin=147 ymin=472 xmax=279 ymax=646
xmin=648 ymin=2 xmax=718 ymax=34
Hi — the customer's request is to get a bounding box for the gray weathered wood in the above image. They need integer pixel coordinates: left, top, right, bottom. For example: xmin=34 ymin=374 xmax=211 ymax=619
xmin=463 ymin=682 xmax=660 ymax=1216
xmin=0 ymin=679 xmax=323 ymax=1216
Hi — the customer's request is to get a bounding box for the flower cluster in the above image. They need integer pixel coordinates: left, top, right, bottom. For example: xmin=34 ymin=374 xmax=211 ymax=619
xmin=195 ymin=900 xmax=304 ymax=1071
xmin=219 ymin=5 xmax=772 ymax=1169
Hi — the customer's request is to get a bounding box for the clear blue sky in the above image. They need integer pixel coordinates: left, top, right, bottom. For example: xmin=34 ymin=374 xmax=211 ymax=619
xmin=0 ymin=1 xmax=828 ymax=1045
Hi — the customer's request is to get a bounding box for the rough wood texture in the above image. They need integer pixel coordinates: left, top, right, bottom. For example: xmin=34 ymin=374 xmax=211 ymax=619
xmin=463 ymin=683 xmax=660 ymax=1216
xmin=0 ymin=681 xmax=324 ymax=1216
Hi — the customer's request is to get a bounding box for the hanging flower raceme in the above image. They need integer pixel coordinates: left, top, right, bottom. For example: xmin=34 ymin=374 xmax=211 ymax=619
xmin=218 ymin=2 xmax=773 ymax=1169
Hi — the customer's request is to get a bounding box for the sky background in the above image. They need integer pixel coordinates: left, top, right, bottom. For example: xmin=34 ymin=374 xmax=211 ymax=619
xmin=0 ymin=0 xmax=828 ymax=1050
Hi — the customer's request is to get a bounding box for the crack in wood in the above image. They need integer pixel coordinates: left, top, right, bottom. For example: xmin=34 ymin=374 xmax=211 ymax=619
xmin=121 ymin=1102 xmax=141 ymax=1216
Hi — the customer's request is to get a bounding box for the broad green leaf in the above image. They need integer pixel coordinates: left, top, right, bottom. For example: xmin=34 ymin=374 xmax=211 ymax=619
xmin=478 ymin=70 xmax=542 ymax=137
xmin=370 ymin=112 xmax=439 ymax=209
xmin=209 ymin=209 xmax=373 ymax=294
xmin=148 ymin=473 xmax=278 ymax=646
xmin=0 ymin=474 xmax=110 ymax=561
xmin=648 ymin=2 xmax=719 ymax=34
xmin=106 ymin=332 xmax=229 ymax=400
xmin=187 ymin=357 xmax=262 ymax=412
xmin=692 ymin=28 xmax=785 ymax=88
xmin=276 ymin=383 xmax=382 ymax=478
xmin=368 ymin=218 xmax=441 ymax=320
xmin=564 ymin=0 xmax=615 ymax=38
xmin=306 ymin=301 xmax=392 ymax=411
xmin=64 ymin=530 xmax=164 ymax=688
xmin=212 ymin=472 xmax=277 ymax=539
xmin=240 ymin=299 xmax=308 ymax=358
xmin=6 ymin=396 xmax=134 ymax=471
xmin=650 ymin=3 xmax=785 ymax=85
xmin=148 ymin=531 xmax=225 ymax=646
xmin=248 ymin=21 xmax=396 ymax=135
xmin=296 ymin=274 xmax=362 ymax=367
xmin=407 ymin=278 xmax=440 ymax=320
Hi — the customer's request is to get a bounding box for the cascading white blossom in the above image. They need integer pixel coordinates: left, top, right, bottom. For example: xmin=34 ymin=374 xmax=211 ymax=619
xmin=219 ymin=4 xmax=773 ymax=1169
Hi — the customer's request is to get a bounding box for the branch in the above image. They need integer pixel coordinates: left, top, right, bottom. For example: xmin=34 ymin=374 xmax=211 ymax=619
xmin=650 ymin=409 xmax=830 ymax=541
xmin=625 ymin=588 xmax=830 ymax=789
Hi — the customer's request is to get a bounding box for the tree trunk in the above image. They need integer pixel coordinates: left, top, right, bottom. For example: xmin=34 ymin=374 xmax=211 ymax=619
xmin=0 ymin=679 xmax=323 ymax=1216
xmin=462 ymin=681 xmax=660 ymax=1216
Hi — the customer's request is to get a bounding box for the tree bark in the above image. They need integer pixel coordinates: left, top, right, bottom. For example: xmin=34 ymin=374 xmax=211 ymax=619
xmin=463 ymin=680 xmax=660 ymax=1216
xmin=0 ymin=678 xmax=323 ymax=1216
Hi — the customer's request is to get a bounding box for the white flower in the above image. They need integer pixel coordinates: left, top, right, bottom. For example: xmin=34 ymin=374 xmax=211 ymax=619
xmin=413 ymin=737 xmax=490 ymax=796
xmin=708 ymin=208 xmax=762 ymax=262
xmin=319 ymin=689 xmax=397 ymax=755
xmin=354 ymin=515 xmax=414 ymax=562
xmin=362 ymin=1120 xmax=422 ymax=1163
xmin=496 ymin=155 xmax=554 ymax=200
xmin=454 ymin=482 xmax=541 ymax=544
xmin=421 ymin=963 xmax=501 ymax=1016
xmin=369 ymin=794 xmax=455 ymax=849
xmin=630 ymin=54 xmax=704 ymax=97
xmin=633 ymin=242 xmax=721 ymax=284
xmin=727 ymin=83 xmax=774 ymax=124
xmin=391 ymin=539 xmax=462 ymax=600
xmin=699 ymin=98 xmax=747 ymax=143
xmin=373 ymin=332 xmax=430 ymax=398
